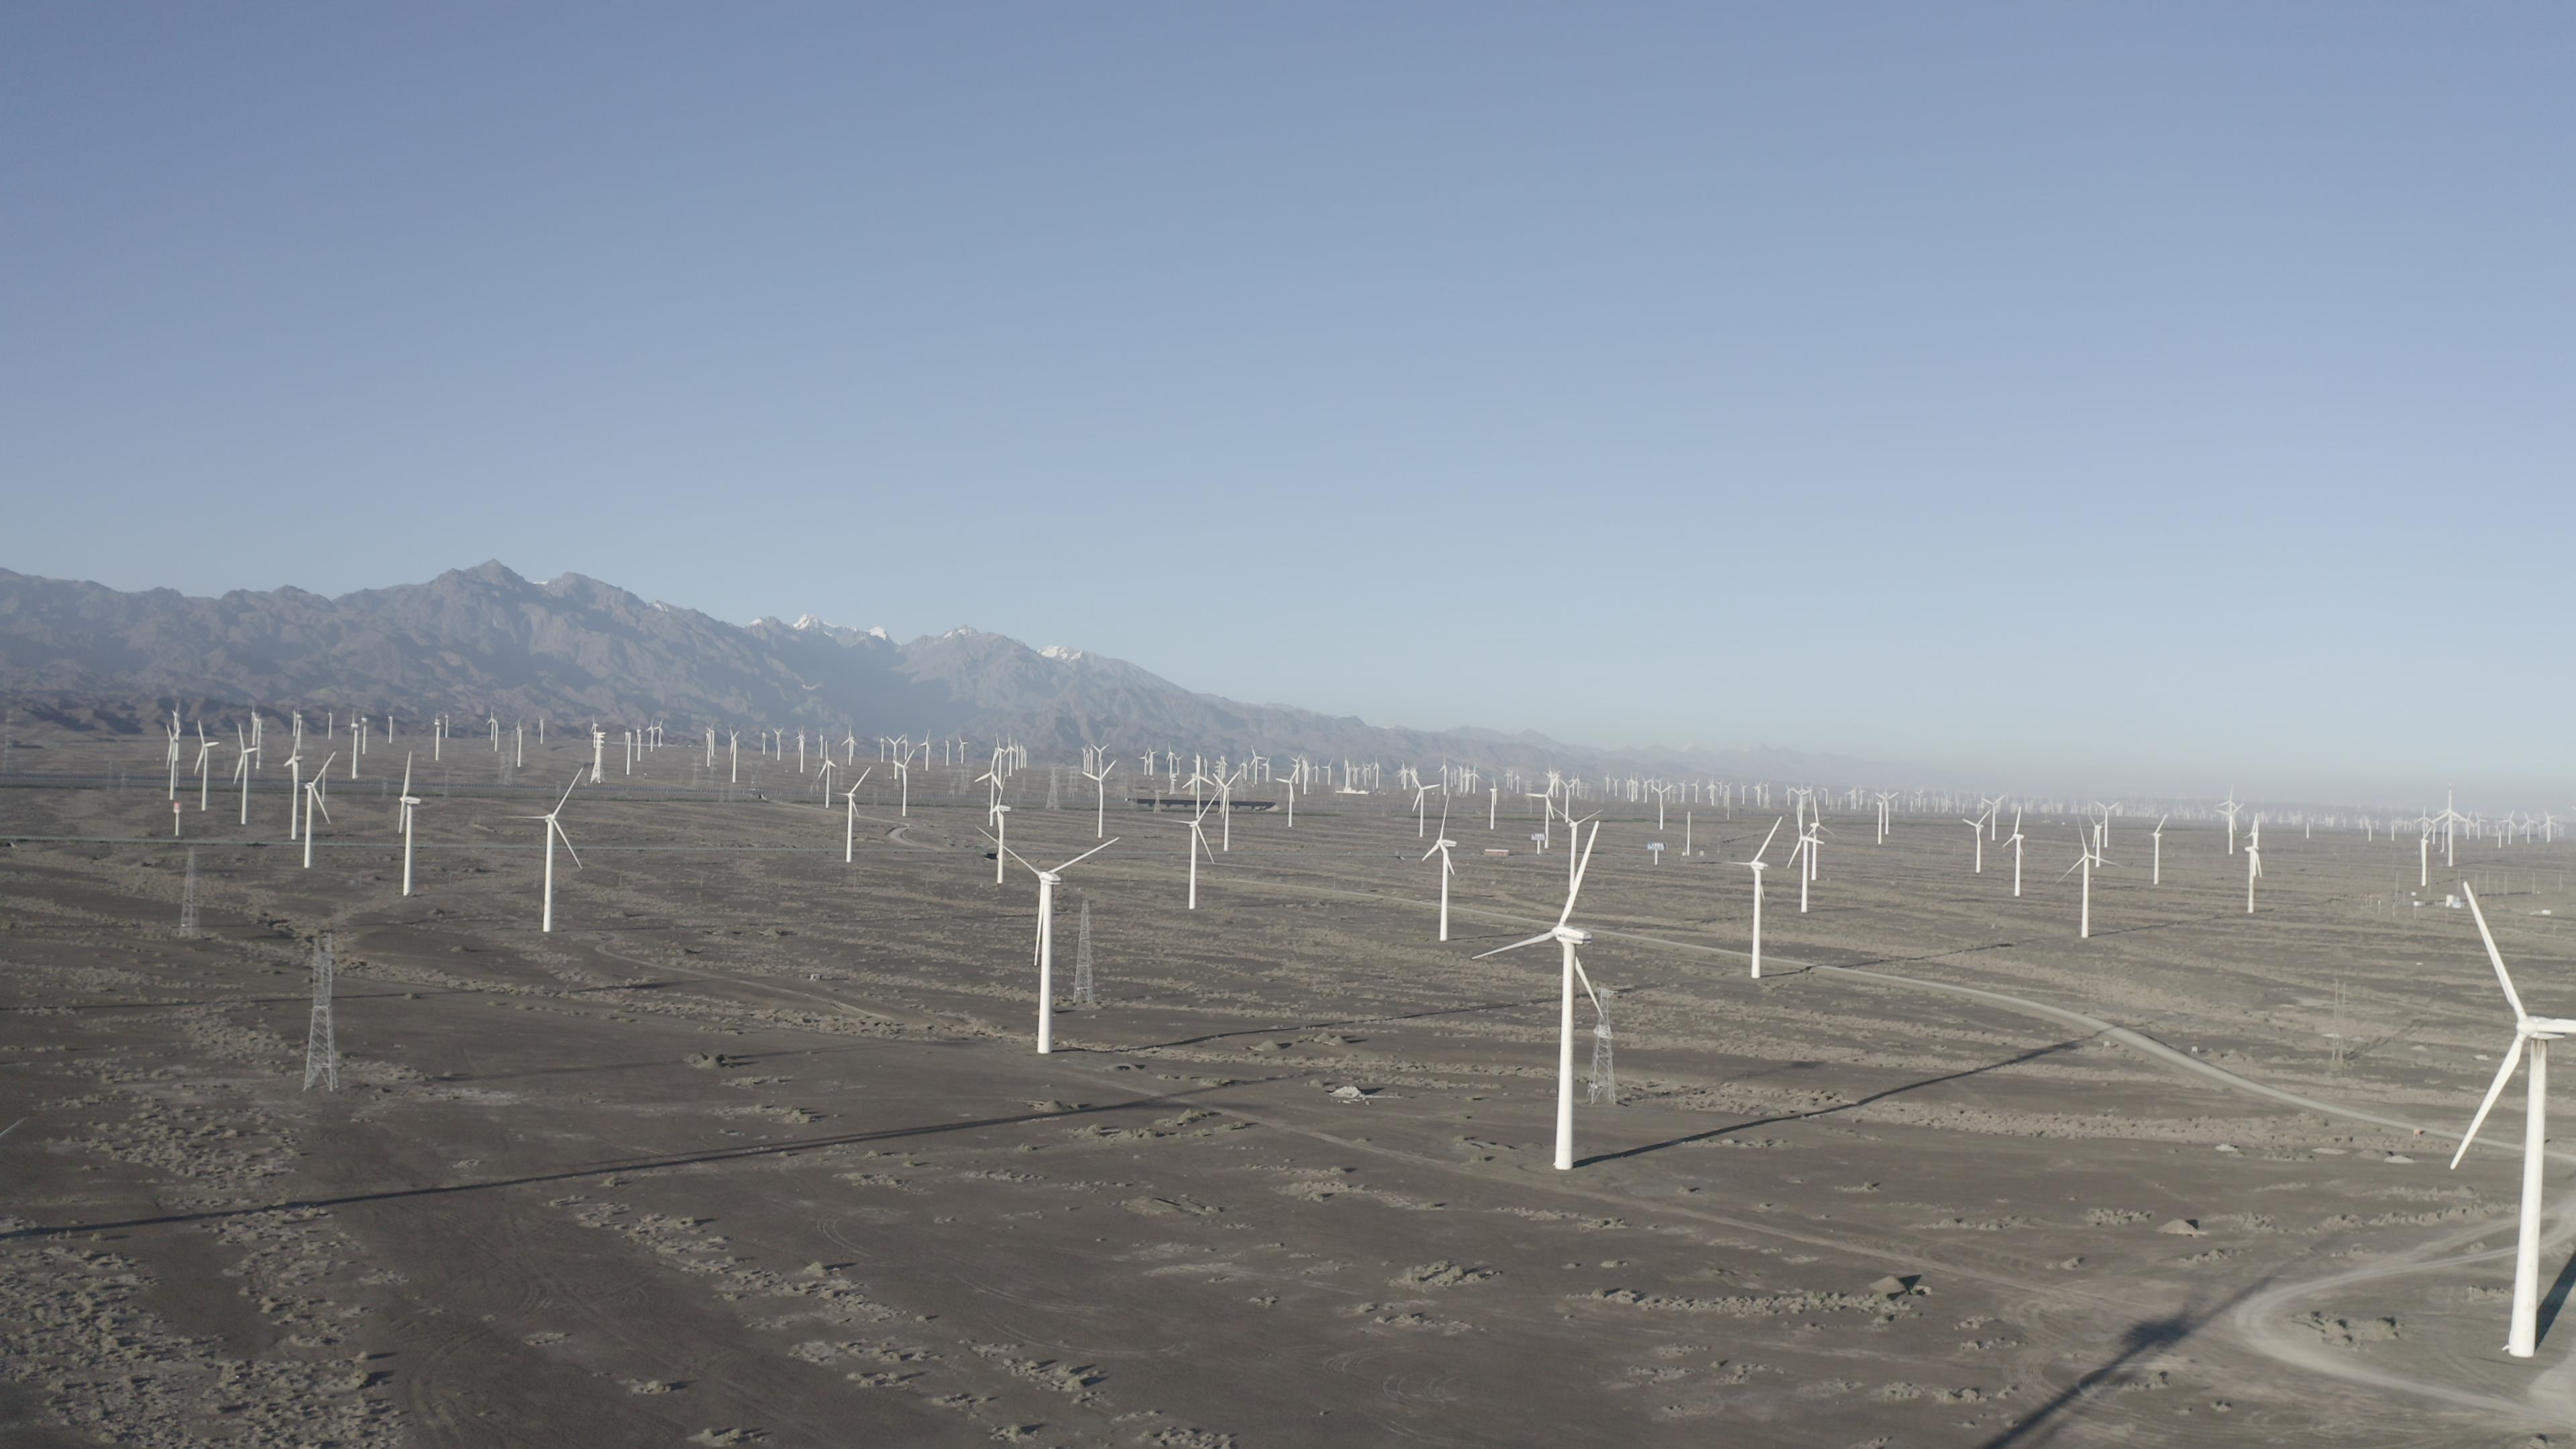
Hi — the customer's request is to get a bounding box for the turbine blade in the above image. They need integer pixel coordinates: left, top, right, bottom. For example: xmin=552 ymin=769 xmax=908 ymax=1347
xmin=1572 ymin=955 xmax=1604 ymax=1012
xmin=1472 ymin=930 xmax=1556 ymax=961
xmin=2451 ymin=1034 xmax=2529 ymax=1169
xmin=1559 ymin=820 xmax=1601 ymax=926
xmin=1054 ymin=839 xmax=1116 ymax=872
xmin=1753 ymin=817 xmax=1782 ymax=863
xmin=556 ymin=775 xmax=580 ymax=812
xmin=2463 ymin=883 xmax=2526 ymax=1020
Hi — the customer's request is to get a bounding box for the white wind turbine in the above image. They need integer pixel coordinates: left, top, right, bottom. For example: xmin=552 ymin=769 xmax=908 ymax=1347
xmin=2151 ymin=813 xmax=2169 ymax=885
xmin=193 ymin=733 xmax=218 ymax=812
xmin=1473 ymin=820 xmax=1610 ymax=1171
xmin=1742 ymin=817 xmax=1784 ymax=978
xmin=301 ymin=753 xmax=337 ymax=869
xmin=398 ymin=753 xmax=423 ymax=896
xmin=2244 ymin=816 xmax=2263 ymax=913
xmin=1422 ymin=798 xmax=1458 ymax=941
xmin=1784 ymin=814 xmax=1823 ymax=913
xmin=2062 ymin=828 xmax=2108 ymax=938
xmin=231 ymin=737 xmax=259 ymax=824
xmin=1962 ymin=811 xmax=1986 ymax=873
xmin=283 ymin=747 xmax=307 ymax=841
xmin=842 ymin=767 xmax=874 ymax=862
xmin=1185 ymin=801 xmax=1216 ymax=910
xmin=979 ymin=768 xmax=1010 ymax=883
xmin=512 ymin=776 xmax=584 ymax=932
xmin=1216 ymin=765 xmax=1244 ymax=851
xmin=996 ymin=838 xmax=1117 ymax=1053
xmin=1083 ymin=757 xmax=1118 ymax=839
xmin=2449 ymin=881 xmax=2573 ymax=1358
xmin=2004 ymin=810 xmax=2027 ymax=896
xmin=2217 ymin=788 xmax=2243 ymax=855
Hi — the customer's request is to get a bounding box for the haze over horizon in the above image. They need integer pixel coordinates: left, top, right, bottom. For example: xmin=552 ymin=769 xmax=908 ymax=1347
xmin=5 ymin=7 xmax=2569 ymax=806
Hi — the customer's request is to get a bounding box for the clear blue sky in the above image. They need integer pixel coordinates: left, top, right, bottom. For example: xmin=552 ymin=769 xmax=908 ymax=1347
xmin=5 ymin=5 xmax=2569 ymax=805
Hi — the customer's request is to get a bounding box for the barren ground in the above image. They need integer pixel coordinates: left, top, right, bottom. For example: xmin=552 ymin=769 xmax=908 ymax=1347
xmin=5 ymin=729 xmax=2575 ymax=1447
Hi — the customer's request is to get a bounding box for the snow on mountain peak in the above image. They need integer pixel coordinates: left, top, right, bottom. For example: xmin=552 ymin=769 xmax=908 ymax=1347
xmin=1039 ymin=645 xmax=1086 ymax=663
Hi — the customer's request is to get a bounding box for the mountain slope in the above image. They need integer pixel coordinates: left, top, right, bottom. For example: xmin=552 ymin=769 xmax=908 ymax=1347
xmin=0 ymin=562 xmax=1904 ymax=779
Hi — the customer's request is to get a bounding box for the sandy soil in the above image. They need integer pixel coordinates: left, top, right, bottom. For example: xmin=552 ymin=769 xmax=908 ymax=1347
xmin=5 ymin=728 xmax=2575 ymax=1446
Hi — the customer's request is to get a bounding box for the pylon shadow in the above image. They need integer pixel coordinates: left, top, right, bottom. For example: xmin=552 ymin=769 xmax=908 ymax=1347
xmin=1578 ymin=1036 xmax=2092 ymax=1167
xmin=2 ymin=1080 xmax=1257 ymax=1243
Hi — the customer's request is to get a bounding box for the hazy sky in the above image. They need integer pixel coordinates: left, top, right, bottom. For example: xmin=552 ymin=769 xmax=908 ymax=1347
xmin=5 ymin=6 xmax=2569 ymax=804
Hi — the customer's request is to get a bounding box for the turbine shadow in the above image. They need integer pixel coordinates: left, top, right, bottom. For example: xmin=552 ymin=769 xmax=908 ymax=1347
xmin=1578 ymin=1036 xmax=2092 ymax=1167
xmin=1974 ymin=1279 xmax=2265 ymax=1448
xmin=2534 ymin=1188 xmax=2576 ymax=1346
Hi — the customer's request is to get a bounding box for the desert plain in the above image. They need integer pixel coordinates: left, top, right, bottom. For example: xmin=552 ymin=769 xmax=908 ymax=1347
xmin=5 ymin=725 xmax=2575 ymax=1447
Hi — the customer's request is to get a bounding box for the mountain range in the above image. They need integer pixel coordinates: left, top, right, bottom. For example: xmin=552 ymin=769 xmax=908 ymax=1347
xmin=0 ymin=561 xmax=1905 ymax=780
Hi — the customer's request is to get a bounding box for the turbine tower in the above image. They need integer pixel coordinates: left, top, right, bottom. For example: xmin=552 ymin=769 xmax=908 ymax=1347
xmin=2449 ymin=882 xmax=2573 ymax=1358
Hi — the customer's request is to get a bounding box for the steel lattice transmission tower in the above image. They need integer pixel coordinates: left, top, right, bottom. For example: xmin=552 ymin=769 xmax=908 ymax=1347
xmin=1071 ymin=897 xmax=1096 ymax=1008
xmin=303 ymin=933 xmax=339 ymax=1091
xmin=1587 ymin=988 xmax=1617 ymax=1106
xmin=178 ymin=849 xmax=200 ymax=940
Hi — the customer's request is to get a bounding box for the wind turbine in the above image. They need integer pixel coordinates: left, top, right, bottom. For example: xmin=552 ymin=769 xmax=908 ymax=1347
xmin=2450 ymin=881 xmax=2572 ymax=1358
xmin=2005 ymin=810 xmax=2027 ymax=896
xmin=2061 ymin=829 xmax=2108 ymax=938
xmin=1785 ymin=815 xmax=1823 ymax=912
xmin=1743 ymin=818 xmax=1784 ymax=978
xmin=842 ymin=767 xmax=873 ymax=862
xmin=193 ymin=733 xmax=217 ymax=812
xmin=1185 ymin=802 xmax=1216 ymax=910
xmin=1962 ymin=812 xmax=1986 ymax=873
xmin=397 ymin=753 xmax=423 ymax=896
xmin=231 ymin=739 xmax=259 ymax=824
xmin=1083 ymin=757 xmax=1118 ymax=839
xmin=1216 ymin=765 xmax=1244 ymax=851
xmin=513 ymin=776 xmax=584 ymax=932
xmin=2151 ymin=813 xmax=2168 ymax=885
xmin=2245 ymin=816 xmax=2263 ymax=913
xmin=301 ymin=753 xmax=337 ymax=869
xmin=2217 ymin=788 xmax=2243 ymax=855
xmin=997 ymin=838 xmax=1117 ymax=1053
xmin=979 ymin=768 xmax=1010 ymax=883
xmin=1422 ymin=800 xmax=1458 ymax=941
xmin=1473 ymin=820 xmax=1609 ymax=1171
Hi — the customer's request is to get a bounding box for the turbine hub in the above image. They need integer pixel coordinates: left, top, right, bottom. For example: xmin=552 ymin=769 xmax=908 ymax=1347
xmin=1556 ymin=927 xmax=1593 ymax=945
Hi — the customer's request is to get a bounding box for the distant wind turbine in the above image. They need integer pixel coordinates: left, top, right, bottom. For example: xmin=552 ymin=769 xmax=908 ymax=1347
xmin=1474 ymin=820 xmax=1610 ymax=1171
xmin=996 ymin=838 xmax=1116 ymax=1053
xmin=1743 ymin=818 xmax=1784 ymax=978
xmin=512 ymin=775 xmax=584 ymax=932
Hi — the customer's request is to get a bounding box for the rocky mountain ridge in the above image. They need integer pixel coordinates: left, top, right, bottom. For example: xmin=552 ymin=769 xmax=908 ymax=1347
xmin=0 ymin=562 xmax=1904 ymax=780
